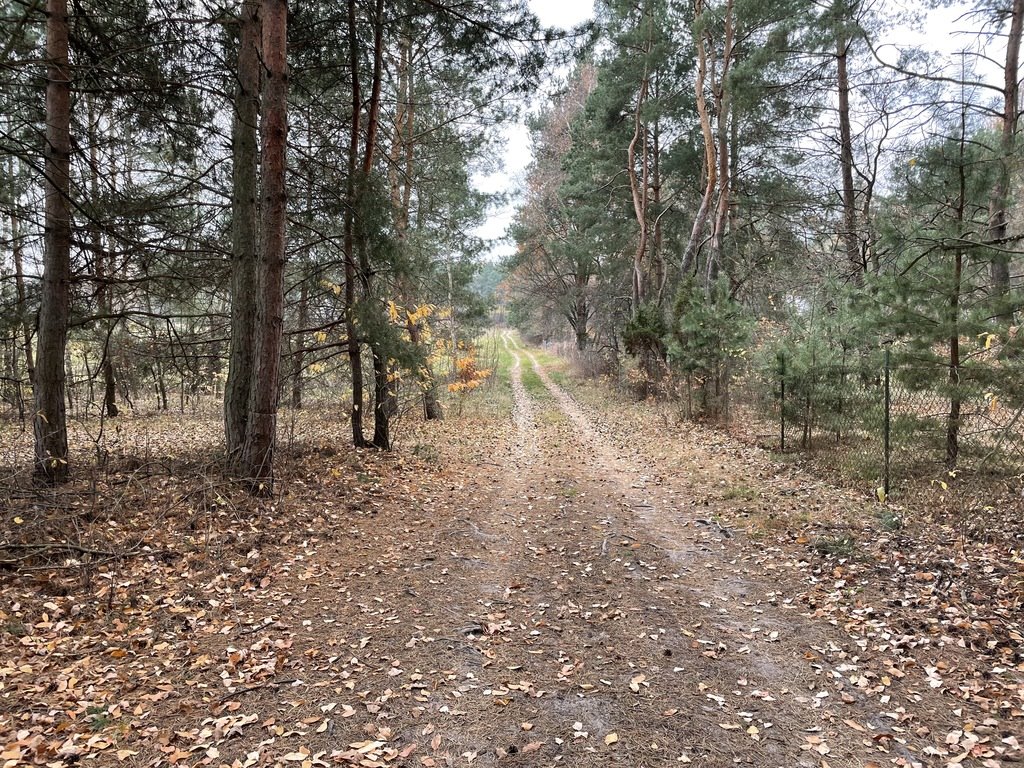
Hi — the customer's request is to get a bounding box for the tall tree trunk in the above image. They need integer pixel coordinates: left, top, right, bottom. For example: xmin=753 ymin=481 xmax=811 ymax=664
xmin=361 ymin=0 xmax=393 ymax=450
xmin=707 ymin=0 xmax=734 ymax=293
xmin=102 ymin=353 xmax=117 ymax=417
xmin=345 ymin=0 xmax=367 ymax=447
xmin=573 ymin=274 xmax=589 ymax=351
xmin=371 ymin=350 xmax=392 ymax=449
xmin=948 ymin=91 xmax=970 ymax=470
xmin=652 ymin=103 xmax=666 ymax=305
xmin=34 ymin=0 xmax=72 ymax=483
xmin=626 ymin=64 xmax=650 ymax=310
xmin=241 ymin=0 xmax=288 ymax=490
xmin=948 ymin=249 xmax=962 ymax=469
xmin=708 ymin=0 xmax=733 ymax=294
xmin=225 ymin=0 xmax=261 ymax=462
xmin=681 ymin=0 xmax=717 ymax=277
xmin=388 ymin=30 xmax=441 ymax=421
xmin=837 ymin=30 xmax=863 ymax=285
xmin=989 ymin=0 xmax=1023 ymax=318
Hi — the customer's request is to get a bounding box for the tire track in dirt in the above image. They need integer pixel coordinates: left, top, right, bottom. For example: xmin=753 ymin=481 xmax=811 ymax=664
xmin=513 ymin=345 xmax=915 ymax=767
xmin=393 ymin=340 xmax=825 ymax=766
xmin=504 ymin=332 xmax=538 ymax=465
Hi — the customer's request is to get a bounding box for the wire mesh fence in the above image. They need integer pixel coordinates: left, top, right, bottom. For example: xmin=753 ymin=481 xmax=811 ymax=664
xmin=546 ymin=337 xmax=1024 ymax=509
xmin=746 ymin=349 xmax=1024 ymax=499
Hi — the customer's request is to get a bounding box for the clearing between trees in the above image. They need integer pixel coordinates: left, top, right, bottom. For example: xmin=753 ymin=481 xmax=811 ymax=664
xmin=1 ymin=334 xmax=1022 ymax=768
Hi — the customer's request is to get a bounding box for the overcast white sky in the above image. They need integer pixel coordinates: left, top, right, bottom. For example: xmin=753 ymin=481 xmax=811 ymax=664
xmin=470 ymin=1 xmax=1001 ymax=264
xmin=471 ymin=0 xmax=595 ymax=262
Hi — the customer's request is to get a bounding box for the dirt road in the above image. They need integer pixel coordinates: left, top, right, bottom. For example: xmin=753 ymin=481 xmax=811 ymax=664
xmin=411 ymin=333 xmax=892 ymax=767
xmin=6 ymin=335 xmax=1019 ymax=768
xmin=206 ymin=335 xmax=1018 ymax=767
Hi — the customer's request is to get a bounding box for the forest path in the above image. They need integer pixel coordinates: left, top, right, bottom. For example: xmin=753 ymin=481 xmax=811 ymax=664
xmin=435 ymin=333 xmax=879 ymax=767
xmin=6 ymin=336 xmax=1019 ymax=768
xmin=184 ymin=334 xmax=1011 ymax=768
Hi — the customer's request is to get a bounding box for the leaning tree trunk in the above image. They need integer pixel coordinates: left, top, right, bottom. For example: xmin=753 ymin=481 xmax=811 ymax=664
xmin=34 ymin=0 xmax=72 ymax=483
xmin=225 ymin=0 xmax=261 ymax=462
xmin=681 ymin=0 xmax=717 ymax=278
xmin=626 ymin=63 xmax=650 ymax=310
xmin=241 ymin=0 xmax=287 ymax=490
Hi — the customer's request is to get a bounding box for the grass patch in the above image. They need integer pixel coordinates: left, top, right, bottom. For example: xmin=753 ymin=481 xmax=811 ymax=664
xmin=526 ymin=346 xmax=571 ymax=386
xmin=536 ymin=406 xmax=568 ymax=425
xmin=721 ymin=483 xmax=759 ymax=501
xmin=452 ymin=331 xmax=513 ymax=420
xmin=520 ymin=365 xmax=550 ymax=399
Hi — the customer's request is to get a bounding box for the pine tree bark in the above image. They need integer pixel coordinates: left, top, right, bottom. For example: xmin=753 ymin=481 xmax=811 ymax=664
xmin=388 ymin=29 xmax=442 ymax=421
xmin=626 ymin=62 xmax=650 ymax=310
xmin=681 ymin=0 xmax=717 ymax=278
xmin=707 ymin=0 xmax=734 ymax=293
xmin=573 ymin=275 xmax=589 ymax=351
xmin=371 ymin=350 xmax=392 ymax=449
xmin=34 ymin=0 xmax=72 ymax=482
xmin=241 ymin=0 xmax=288 ymax=490
xmin=345 ymin=0 xmax=368 ymax=447
xmin=360 ymin=0 xmax=392 ymax=451
xmin=989 ymin=0 xmax=1022 ymax=317
xmin=225 ymin=0 xmax=261 ymax=462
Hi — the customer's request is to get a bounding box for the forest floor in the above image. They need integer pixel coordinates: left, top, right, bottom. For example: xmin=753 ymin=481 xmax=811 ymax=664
xmin=1 ymin=332 xmax=1023 ymax=768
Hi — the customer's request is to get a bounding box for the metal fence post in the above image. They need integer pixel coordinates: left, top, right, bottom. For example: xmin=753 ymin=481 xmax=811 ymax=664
xmin=779 ymin=353 xmax=786 ymax=451
xmin=884 ymin=346 xmax=891 ymax=497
